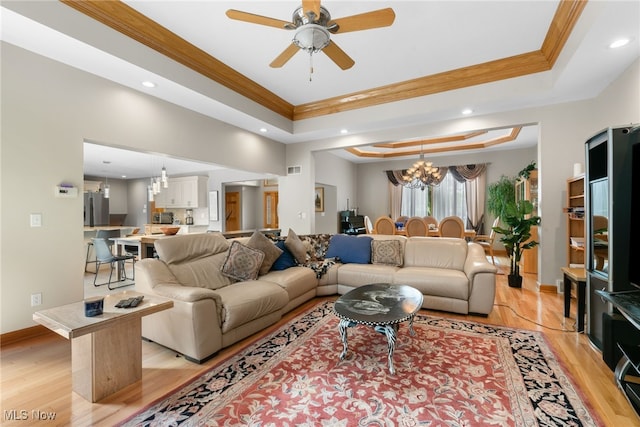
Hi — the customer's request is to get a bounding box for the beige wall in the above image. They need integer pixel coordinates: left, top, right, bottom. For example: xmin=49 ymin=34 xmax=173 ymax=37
xmin=0 ymin=43 xmax=285 ymax=333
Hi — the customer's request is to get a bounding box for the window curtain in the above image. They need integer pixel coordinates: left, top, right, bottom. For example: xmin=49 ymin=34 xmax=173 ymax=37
xmin=387 ymin=164 xmax=487 ymax=231
xmin=389 ymin=181 xmax=403 ymax=220
xmin=449 ymin=164 xmax=487 ymax=233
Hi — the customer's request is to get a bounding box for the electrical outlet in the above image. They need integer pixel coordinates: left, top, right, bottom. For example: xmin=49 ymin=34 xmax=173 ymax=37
xmin=31 ymin=293 xmax=42 ymax=307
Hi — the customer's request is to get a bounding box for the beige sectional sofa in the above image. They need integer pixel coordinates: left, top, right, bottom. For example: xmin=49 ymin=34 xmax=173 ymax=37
xmin=135 ymin=231 xmax=497 ymax=363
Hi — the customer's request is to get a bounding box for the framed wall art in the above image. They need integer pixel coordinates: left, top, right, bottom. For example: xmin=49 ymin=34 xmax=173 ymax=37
xmin=315 ymin=187 xmax=324 ymax=212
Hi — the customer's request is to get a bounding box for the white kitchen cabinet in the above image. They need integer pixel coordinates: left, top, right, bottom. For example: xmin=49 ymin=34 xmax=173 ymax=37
xmin=155 ymin=176 xmax=208 ymax=208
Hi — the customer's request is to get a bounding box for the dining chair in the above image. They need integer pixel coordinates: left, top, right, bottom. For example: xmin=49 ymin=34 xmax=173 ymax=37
xmin=364 ymin=215 xmax=374 ymax=234
xmin=92 ymin=237 xmax=135 ymax=289
xmin=423 ymin=216 xmax=438 ymax=229
xmin=405 ymin=217 xmax=428 ymax=237
xmin=374 ymin=216 xmax=396 ymax=235
xmin=438 ymin=216 xmax=465 ymax=238
xmin=395 ymin=216 xmax=409 ymax=224
xmin=473 ymin=216 xmax=500 ymax=264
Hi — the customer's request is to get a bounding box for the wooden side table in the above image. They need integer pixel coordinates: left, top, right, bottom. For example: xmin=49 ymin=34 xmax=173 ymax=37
xmin=33 ymin=291 xmax=172 ymax=402
xmin=562 ymin=267 xmax=586 ymax=332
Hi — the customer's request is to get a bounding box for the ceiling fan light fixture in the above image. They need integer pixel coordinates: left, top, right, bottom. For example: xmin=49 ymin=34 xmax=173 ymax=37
xmin=293 ymin=24 xmax=330 ymax=53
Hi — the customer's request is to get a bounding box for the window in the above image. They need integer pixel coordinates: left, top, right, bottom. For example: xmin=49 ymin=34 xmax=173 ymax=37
xmin=401 ymin=186 xmax=432 ymax=217
xmin=401 ymin=173 xmax=467 ymax=222
xmin=433 ymin=173 xmax=467 ymax=222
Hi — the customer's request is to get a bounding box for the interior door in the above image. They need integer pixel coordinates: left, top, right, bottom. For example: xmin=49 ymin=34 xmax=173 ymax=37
xmin=225 ymin=191 xmax=240 ymax=231
xmin=263 ymin=191 xmax=279 ymax=228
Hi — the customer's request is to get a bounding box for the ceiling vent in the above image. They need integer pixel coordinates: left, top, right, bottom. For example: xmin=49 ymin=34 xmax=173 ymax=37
xmin=287 ymin=165 xmax=302 ymax=175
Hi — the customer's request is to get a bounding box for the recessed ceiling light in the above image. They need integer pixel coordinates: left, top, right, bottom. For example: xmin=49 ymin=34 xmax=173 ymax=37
xmin=142 ymin=81 xmax=156 ymax=88
xmin=259 ymin=128 xmax=267 ymax=133
xmin=609 ymin=38 xmax=630 ymax=49
xmin=462 ymin=108 xmax=473 ymax=115
xmin=121 ymin=175 xmax=127 ymax=179
xmin=340 ymin=129 xmax=348 ymax=134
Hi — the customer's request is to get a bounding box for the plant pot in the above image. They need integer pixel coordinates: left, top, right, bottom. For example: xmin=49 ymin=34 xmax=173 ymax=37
xmin=508 ymin=274 xmax=523 ymax=288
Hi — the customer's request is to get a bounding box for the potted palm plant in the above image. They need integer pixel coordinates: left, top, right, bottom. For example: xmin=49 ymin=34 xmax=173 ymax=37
xmin=493 ymin=200 xmax=541 ymax=288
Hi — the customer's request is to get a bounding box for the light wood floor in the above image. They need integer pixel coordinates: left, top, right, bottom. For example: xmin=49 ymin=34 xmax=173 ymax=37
xmin=2 ymin=258 xmax=639 ymax=426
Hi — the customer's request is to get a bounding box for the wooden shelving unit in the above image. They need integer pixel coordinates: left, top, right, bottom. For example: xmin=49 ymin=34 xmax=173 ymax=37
xmin=566 ymin=175 xmax=585 ymax=267
xmin=515 ymin=170 xmax=538 ymax=274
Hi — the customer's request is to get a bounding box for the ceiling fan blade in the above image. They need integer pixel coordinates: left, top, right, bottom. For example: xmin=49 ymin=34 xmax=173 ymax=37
xmin=302 ymin=0 xmax=321 ymax=21
xmin=330 ymin=8 xmax=395 ymax=33
xmin=322 ymin=41 xmax=355 ymax=70
xmin=270 ymin=43 xmax=300 ymax=68
xmin=226 ymin=9 xmax=292 ymax=29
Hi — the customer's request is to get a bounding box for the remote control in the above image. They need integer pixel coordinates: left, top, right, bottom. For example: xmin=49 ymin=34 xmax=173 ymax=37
xmin=129 ymin=295 xmax=144 ymax=307
xmin=115 ymin=296 xmax=144 ymax=308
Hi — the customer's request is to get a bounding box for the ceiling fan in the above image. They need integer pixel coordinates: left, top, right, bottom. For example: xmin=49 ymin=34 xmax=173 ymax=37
xmin=226 ymin=1 xmax=395 ymax=71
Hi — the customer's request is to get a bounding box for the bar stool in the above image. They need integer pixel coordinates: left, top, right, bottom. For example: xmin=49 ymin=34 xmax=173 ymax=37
xmin=84 ymin=229 xmax=121 ymax=273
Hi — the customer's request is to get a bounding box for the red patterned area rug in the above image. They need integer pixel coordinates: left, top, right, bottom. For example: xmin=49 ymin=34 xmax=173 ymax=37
xmin=119 ymin=301 xmax=601 ymax=426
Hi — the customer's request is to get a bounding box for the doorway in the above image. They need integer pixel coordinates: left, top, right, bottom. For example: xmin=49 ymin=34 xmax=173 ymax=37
xmin=225 ymin=191 xmax=240 ymax=231
xmin=263 ymin=191 xmax=278 ymax=228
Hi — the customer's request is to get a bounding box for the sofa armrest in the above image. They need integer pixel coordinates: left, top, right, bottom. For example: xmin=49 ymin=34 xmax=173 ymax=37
xmin=463 ymin=242 xmax=498 ymax=280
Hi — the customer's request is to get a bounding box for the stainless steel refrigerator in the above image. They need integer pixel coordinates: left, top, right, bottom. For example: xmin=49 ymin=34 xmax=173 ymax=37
xmin=84 ymin=191 xmax=110 ymax=226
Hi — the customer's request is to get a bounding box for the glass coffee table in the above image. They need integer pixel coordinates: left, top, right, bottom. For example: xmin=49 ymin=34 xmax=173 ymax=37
xmin=333 ymin=283 xmax=423 ymax=374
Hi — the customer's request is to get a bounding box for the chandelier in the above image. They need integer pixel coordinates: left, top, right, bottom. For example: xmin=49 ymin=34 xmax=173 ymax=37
xmin=401 ymin=151 xmax=442 ymax=191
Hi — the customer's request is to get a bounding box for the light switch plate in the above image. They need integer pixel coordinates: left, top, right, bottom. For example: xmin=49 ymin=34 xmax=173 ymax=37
xmin=30 ymin=213 xmax=42 ymax=227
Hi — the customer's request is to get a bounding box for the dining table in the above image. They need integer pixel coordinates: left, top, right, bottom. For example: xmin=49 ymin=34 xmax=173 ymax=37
xmin=394 ymin=228 xmax=476 ymax=238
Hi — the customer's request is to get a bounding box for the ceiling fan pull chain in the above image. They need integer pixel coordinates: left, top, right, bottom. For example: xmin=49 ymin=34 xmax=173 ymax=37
xmin=309 ymin=51 xmax=314 ymax=82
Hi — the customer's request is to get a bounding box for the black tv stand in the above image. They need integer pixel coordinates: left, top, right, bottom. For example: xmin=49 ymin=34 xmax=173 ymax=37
xmin=596 ymin=289 xmax=640 ymax=417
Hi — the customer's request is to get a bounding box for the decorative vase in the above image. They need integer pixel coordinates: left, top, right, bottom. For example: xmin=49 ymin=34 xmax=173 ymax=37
xmin=508 ymin=274 xmax=523 ymax=288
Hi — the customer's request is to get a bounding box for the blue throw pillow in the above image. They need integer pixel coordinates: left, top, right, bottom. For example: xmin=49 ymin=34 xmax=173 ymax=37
xmin=325 ymin=234 xmax=373 ymax=264
xmin=270 ymin=240 xmax=297 ymax=271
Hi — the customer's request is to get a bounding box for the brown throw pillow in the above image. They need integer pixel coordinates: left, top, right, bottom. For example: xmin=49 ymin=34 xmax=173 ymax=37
xmin=247 ymin=231 xmax=283 ymax=276
xmin=285 ymin=229 xmax=307 ymax=264
xmin=371 ymin=239 xmax=404 ymax=266
xmin=221 ymin=241 xmax=265 ymax=282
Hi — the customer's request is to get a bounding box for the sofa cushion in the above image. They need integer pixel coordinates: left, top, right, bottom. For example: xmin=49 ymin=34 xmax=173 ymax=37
xmin=221 ymin=241 xmax=265 ymax=282
xmin=155 ymin=233 xmax=234 ymax=290
xmin=270 ymin=241 xmax=297 ymax=271
xmin=285 ymin=229 xmax=307 ymax=264
xmin=371 ymin=239 xmax=404 ymax=266
xmin=155 ymin=232 xmax=229 ymax=264
xmin=394 ymin=267 xmax=470 ymax=300
xmin=404 ymin=237 xmax=467 ymax=270
xmin=337 ymin=263 xmax=399 ymax=287
xmin=260 ymin=266 xmax=318 ymax=301
xmin=247 ymin=230 xmax=283 ymax=275
xmin=214 ymin=280 xmax=288 ymax=333
xmin=326 ymin=234 xmax=373 ymax=264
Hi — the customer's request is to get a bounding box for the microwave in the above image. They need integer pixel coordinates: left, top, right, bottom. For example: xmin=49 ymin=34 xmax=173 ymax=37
xmin=152 ymin=212 xmax=174 ymax=224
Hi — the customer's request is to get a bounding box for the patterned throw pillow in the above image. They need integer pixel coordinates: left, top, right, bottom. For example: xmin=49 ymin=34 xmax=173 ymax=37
xmin=246 ymin=230 xmax=283 ymax=275
xmin=371 ymin=239 xmax=404 ymax=266
xmin=285 ymin=229 xmax=307 ymax=264
xmin=221 ymin=241 xmax=265 ymax=282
